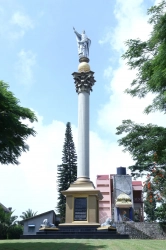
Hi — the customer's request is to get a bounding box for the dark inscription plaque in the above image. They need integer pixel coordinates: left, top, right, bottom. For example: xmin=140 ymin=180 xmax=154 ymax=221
xmin=74 ymin=198 xmax=87 ymax=221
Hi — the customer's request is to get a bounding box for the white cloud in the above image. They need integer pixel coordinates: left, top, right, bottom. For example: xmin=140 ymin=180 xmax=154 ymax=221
xmin=11 ymin=12 xmax=34 ymax=29
xmin=98 ymin=0 xmax=165 ymax=135
xmin=99 ymin=0 xmax=151 ymax=54
xmin=15 ymin=49 xmax=36 ymax=86
xmin=99 ymin=30 xmax=112 ymax=45
xmin=154 ymin=0 xmax=163 ymax=5
xmin=9 ymin=11 xmax=34 ymax=39
xmin=0 ymin=7 xmax=7 ymax=38
xmin=98 ymin=60 xmax=165 ymax=134
xmin=0 ymin=9 xmax=34 ymax=40
xmin=104 ymin=66 xmax=113 ymax=79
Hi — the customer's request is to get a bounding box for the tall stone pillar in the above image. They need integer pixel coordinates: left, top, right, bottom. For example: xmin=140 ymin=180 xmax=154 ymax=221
xmin=59 ymin=58 xmax=102 ymax=228
xmin=72 ymin=58 xmax=95 ymax=182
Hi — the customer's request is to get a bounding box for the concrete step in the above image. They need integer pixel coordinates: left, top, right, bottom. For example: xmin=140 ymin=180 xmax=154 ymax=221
xmin=37 ymin=230 xmax=117 ymax=235
xmin=21 ymin=233 xmax=129 ymax=239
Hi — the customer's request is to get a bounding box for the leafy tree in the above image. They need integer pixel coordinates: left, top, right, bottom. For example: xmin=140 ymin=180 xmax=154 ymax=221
xmin=0 ymin=80 xmax=37 ymax=165
xmin=0 ymin=205 xmax=18 ymax=239
xmin=144 ymin=194 xmax=157 ymax=222
xmin=143 ymin=168 xmax=166 ymax=221
xmin=20 ymin=209 xmax=37 ymax=220
xmin=151 ymin=167 xmax=166 ymax=221
xmin=155 ymin=203 xmax=166 ymax=222
xmin=116 ymin=120 xmax=166 ymax=175
xmin=0 ymin=205 xmax=9 ymax=239
xmin=116 ymin=120 xmax=166 ymax=221
xmin=116 ymin=120 xmax=166 ymax=220
xmin=57 ymin=122 xmax=77 ymax=222
xmin=122 ymin=1 xmax=166 ymax=114
xmin=143 ymin=174 xmax=157 ymax=221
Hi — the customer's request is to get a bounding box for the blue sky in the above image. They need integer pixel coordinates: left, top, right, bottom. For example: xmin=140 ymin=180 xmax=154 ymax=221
xmin=0 ymin=0 xmax=164 ymax=218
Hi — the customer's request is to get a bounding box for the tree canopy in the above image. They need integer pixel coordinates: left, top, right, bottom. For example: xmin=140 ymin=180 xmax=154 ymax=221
xmin=116 ymin=120 xmax=166 ymax=175
xmin=0 ymin=80 xmax=37 ymax=165
xmin=143 ymin=167 xmax=166 ymax=221
xmin=122 ymin=1 xmax=166 ymax=114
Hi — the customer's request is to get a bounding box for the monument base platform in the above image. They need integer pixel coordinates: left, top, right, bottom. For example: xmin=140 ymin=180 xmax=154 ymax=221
xmin=21 ymin=225 xmax=129 ymax=239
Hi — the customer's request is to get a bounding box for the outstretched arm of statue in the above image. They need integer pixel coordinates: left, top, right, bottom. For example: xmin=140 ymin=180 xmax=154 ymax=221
xmin=73 ymin=27 xmax=81 ymax=40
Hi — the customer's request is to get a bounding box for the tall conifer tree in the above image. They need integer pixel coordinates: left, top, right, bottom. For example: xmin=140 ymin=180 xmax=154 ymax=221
xmin=57 ymin=122 xmax=77 ymax=221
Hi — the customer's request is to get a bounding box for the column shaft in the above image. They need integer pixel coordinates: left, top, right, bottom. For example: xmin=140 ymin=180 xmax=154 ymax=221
xmin=77 ymin=91 xmax=89 ymax=179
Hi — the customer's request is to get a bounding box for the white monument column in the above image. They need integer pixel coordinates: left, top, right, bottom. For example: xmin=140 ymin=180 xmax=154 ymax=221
xmin=78 ymin=84 xmax=89 ymax=180
xmin=72 ymin=58 xmax=95 ymax=182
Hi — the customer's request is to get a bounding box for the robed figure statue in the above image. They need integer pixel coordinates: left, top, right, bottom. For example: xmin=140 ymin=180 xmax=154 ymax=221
xmin=73 ymin=27 xmax=91 ymax=59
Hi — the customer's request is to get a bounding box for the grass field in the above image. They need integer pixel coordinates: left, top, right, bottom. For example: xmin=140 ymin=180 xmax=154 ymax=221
xmin=0 ymin=239 xmax=166 ymax=250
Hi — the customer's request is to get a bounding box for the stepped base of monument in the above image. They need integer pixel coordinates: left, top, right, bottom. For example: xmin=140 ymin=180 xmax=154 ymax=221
xmin=21 ymin=225 xmax=129 ymax=239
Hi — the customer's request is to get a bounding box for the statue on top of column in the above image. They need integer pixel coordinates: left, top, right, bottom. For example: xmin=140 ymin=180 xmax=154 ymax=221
xmin=73 ymin=27 xmax=91 ymax=59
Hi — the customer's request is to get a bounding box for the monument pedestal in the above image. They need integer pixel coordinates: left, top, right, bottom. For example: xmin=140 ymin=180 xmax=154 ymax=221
xmin=59 ymin=178 xmax=102 ymax=228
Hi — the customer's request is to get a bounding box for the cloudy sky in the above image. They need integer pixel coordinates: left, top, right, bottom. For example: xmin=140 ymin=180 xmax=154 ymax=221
xmin=0 ymin=0 xmax=164 ymax=218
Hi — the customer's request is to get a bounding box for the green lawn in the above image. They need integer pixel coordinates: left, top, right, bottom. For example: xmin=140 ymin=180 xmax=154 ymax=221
xmin=0 ymin=239 xmax=166 ymax=250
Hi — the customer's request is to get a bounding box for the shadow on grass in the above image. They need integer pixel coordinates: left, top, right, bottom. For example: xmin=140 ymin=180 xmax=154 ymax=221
xmin=0 ymin=241 xmax=107 ymax=250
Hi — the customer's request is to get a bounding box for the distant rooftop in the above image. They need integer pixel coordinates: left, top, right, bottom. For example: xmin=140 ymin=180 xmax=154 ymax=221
xmin=0 ymin=203 xmax=11 ymax=213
